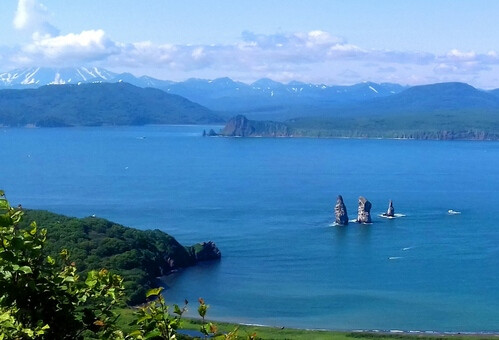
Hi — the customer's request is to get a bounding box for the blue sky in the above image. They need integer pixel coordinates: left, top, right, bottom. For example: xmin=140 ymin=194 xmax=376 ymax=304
xmin=1 ymin=0 xmax=499 ymax=87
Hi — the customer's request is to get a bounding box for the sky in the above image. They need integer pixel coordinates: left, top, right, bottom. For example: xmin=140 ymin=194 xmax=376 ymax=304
xmin=1 ymin=0 xmax=499 ymax=87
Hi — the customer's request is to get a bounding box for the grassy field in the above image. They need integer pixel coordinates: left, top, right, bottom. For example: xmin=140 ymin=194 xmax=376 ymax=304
xmin=113 ymin=308 xmax=498 ymax=340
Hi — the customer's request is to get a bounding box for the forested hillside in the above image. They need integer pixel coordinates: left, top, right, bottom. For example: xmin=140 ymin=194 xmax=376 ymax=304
xmin=0 ymin=82 xmax=224 ymax=127
xmin=19 ymin=210 xmax=221 ymax=305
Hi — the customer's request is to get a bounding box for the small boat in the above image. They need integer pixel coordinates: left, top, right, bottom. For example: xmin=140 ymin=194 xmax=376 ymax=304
xmin=448 ymin=209 xmax=461 ymax=215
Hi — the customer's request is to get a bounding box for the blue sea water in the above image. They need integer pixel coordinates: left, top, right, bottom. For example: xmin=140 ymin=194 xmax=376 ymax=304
xmin=1 ymin=125 xmax=498 ymax=332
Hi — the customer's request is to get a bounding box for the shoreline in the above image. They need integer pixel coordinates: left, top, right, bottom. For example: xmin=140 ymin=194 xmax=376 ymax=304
xmin=207 ymin=318 xmax=499 ymax=337
xmin=180 ymin=317 xmax=499 ymax=339
xmin=116 ymin=308 xmax=499 ymax=339
xmin=210 ymin=134 xmax=499 ymax=141
xmin=2 ymin=124 xmax=499 ymax=141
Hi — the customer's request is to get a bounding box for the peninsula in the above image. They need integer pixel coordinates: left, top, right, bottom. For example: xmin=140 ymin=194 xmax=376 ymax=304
xmin=19 ymin=209 xmax=221 ymax=305
xmin=216 ymin=82 xmax=499 ymax=140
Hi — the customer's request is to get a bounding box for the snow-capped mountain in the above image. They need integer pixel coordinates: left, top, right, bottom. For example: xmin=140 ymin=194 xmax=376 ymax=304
xmin=0 ymin=67 xmax=117 ymax=87
xmin=159 ymin=78 xmax=408 ymax=114
xmin=0 ymin=66 xmax=178 ymax=92
xmin=0 ymin=66 xmax=408 ymax=120
xmin=0 ymin=66 xmax=406 ymax=100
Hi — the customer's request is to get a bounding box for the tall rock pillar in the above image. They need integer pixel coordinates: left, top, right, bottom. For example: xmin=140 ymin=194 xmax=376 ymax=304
xmin=334 ymin=195 xmax=349 ymax=225
xmin=357 ymin=196 xmax=372 ymax=223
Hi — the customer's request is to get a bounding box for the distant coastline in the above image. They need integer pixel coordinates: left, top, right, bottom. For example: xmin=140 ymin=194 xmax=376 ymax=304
xmin=213 ymin=115 xmax=499 ymax=141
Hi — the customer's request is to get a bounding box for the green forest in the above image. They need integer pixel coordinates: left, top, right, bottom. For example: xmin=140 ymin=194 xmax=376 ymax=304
xmin=18 ymin=210 xmax=220 ymax=305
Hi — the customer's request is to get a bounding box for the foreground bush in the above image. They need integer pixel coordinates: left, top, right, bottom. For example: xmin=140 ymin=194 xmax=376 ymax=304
xmin=0 ymin=192 xmax=245 ymax=340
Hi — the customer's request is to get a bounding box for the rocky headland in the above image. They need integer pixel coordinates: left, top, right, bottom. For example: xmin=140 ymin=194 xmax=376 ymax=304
xmin=218 ymin=115 xmax=291 ymax=137
xmin=20 ymin=209 xmax=221 ymax=304
xmin=214 ymin=111 xmax=499 ymax=140
xmin=187 ymin=241 xmax=222 ymax=262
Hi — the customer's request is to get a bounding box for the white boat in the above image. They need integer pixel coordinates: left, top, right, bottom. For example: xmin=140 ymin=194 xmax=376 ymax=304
xmin=448 ymin=209 xmax=461 ymax=215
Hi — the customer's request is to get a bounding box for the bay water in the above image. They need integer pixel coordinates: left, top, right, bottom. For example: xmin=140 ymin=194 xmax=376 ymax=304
xmin=1 ymin=125 xmax=498 ymax=332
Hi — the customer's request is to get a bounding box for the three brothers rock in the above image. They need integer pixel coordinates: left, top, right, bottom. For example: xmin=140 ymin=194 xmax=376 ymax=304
xmin=335 ymin=196 xmax=393 ymax=225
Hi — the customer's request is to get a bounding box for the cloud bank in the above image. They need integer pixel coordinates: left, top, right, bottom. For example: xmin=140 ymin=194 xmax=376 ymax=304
xmin=3 ymin=0 xmax=499 ymax=87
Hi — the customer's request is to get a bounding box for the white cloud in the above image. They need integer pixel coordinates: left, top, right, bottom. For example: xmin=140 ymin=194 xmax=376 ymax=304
xmin=446 ymin=49 xmax=476 ymax=62
xmin=4 ymin=2 xmax=499 ymax=88
xmin=13 ymin=0 xmax=59 ymax=36
xmin=18 ymin=29 xmax=119 ymax=65
xmin=306 ymin=30 xmax=343 ymax=46
xmin=327 ymin=44 xmax=365 ymax=58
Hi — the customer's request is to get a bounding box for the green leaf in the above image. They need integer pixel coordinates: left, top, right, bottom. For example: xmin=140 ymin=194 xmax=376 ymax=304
xmin=59 ymin=249 xmax=69 ymax=260
xmin=136 ymin=314 xmax=152 ymax=324
xmin=23 ymin=329 xmax=34 ymax=337
xmin=144 ymin=330 xmax=161 ymax=339
xmin=85 ymin=271 xmax=98 ymax=287
xmin=201 ymin=323 xmax=211 ymax=335
xmin=19 ymin=266 xmax=32 ymax=274
xmin=173 ymin=304 xmax=183 ymax=316
xmin=0 ymin=199 xmax=9 ymax=210
xmin=47 ymin=255 xmax=55 ymax=265
xmin=128 ymin=330 xmax=142 ymax=337
xmin=29 ymin=222 xmax=37 ymax=235
xmin=63 ymin=276 xmax=75 ymax=282
xmin=198 ymin=303 xmax=208 ymax=318
xmin=145 ymin=287 xmax=163 ymax=298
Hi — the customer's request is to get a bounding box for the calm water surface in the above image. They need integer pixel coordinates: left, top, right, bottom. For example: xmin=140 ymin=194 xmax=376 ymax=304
xmin=1 ymin=125 xmax=498 ymax=332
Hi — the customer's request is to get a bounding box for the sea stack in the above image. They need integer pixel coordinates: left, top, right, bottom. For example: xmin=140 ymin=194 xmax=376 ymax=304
xmin=384 ymin=200 xmax=395 ymax=217
xmin=357 ymin=196 xmax=372 ymax=223
xmin=334 ymin=195 xmax=349 ymax=225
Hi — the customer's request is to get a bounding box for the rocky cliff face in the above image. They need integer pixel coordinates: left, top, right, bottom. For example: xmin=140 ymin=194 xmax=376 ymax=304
xmin=220 ymin=115 xmax=291 ymax=137
xmin=188 ymin=241 xmax=222 ymax=261
xmin=163 ymin=241 xmax=221 ymax=273
xmin=334 ymin=195 xmax=349 ymax=225
xmin=357 ymin=196 xmax=372 ymax=223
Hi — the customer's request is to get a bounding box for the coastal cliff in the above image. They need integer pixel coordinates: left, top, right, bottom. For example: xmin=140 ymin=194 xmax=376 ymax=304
xmin=219 ymin=115 xmax=291 ymax=137
xmin=216 ymin=112 xmax=499 ymax=140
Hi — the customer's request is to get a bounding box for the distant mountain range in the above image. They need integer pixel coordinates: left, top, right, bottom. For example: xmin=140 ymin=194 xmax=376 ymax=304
xmin=0 ymin=82 xmax=223 ymax=127
xmin=0 ymin=67 xmax=408 ymax=120
xmin=2 ymin=66 xmax=499 ymax=139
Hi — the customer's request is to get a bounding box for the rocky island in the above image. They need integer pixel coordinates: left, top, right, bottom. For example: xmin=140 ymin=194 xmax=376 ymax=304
xmin=334 ymin=195 xmax=349 ymax=225
xmin=357 ymin=196 xmax=372 ymax=223
xmin=382 ymin=200 xmax=395 ymax=217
